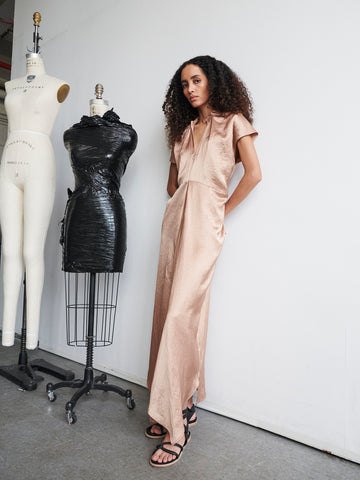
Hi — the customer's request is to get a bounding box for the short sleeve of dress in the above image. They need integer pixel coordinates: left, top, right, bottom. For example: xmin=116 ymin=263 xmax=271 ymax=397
xmin=233 ymin=113 xmax=258 ymax=163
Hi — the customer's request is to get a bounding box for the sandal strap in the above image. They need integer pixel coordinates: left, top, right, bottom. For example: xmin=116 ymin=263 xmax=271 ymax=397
xmin=155 ymin=441 xmax=183 ymax=458
xmin=182 ymin=404 xmax=196 ymax=422
xmin=146 ymin=423 xmax=167 ymax=436
xmin=187 ymin=404 xmax=196 ymax=416
xmin=152 ymin=423 xmax=166 ymax=434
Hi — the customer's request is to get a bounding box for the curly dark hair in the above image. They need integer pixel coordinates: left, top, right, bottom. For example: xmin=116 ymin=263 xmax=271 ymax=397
xmin=162 ymin=55 xmax=254 ymax=147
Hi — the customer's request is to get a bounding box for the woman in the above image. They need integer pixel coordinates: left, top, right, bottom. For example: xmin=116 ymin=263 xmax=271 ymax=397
xmin=146 ymin=55 xmax=262 ymax=467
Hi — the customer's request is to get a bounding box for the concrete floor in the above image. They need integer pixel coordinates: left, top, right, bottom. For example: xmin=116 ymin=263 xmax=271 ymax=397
xmin=0 ymin=341 xmax=359 ymax=480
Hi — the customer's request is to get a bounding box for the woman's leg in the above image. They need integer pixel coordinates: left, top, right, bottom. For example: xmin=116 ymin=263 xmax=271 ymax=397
xmin=0 ymin=180 xmax=24 ymax=346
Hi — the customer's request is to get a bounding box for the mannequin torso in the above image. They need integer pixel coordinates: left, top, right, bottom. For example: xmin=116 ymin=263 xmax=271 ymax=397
xmin=61 ymin=106 xmax=137 ymax=273
xmin=5 ymin=54 xmax=69 ymax=134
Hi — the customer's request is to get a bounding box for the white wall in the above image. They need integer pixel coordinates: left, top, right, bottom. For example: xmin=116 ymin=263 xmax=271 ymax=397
xmin=8 ymin=0 xmax=360 ymax=463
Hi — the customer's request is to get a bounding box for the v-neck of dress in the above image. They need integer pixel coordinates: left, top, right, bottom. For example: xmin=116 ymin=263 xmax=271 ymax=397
xmin=190 ymin=117 xmax=210 ymax=155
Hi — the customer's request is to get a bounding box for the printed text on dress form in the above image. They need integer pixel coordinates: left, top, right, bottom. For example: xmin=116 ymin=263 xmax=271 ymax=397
xmin=6 ymin=161 xmax=30 ymax=165
xmin=6 ymin=139 xmax=35 ymax=150
xmin=11 ymin=85 xmax=45 ymax=91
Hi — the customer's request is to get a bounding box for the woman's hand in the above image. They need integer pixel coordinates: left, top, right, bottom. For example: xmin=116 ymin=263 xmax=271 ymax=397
xmin=225 ymin=135 xmax=261 ymax=216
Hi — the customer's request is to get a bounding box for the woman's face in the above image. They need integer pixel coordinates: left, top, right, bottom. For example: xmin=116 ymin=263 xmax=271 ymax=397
xmin=181 ymin=64 xmax=210 ymax=110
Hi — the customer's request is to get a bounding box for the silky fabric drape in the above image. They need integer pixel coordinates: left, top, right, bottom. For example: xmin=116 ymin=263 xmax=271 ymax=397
xmin=147 ymin=112 xmax=257 ymax=444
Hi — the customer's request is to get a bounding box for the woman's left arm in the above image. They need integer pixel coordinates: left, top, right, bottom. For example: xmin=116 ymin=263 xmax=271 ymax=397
xmin=225 ymin=135 xmax=262 ymax=216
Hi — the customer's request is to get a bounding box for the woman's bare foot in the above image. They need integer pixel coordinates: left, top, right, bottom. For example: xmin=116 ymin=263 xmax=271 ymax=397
xmin=149 ymin=424 xmax=166 ymax=435
xmin=145 ymin=422 xmax=167 ymax=438
xmin=150 ymin=431 xmax=186 ymax=465
xmin=150 ymin=412 xmax=190 ymax=467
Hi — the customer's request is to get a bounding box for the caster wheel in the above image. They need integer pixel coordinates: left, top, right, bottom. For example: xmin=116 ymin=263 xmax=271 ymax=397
xmin=66 ymin=410 xmax=77 ymax=425
xmin=47 ymin=390 xmax=57 ymax=402
xmin=96 ymin=373 xmax=108 ymax=385
xmin=126 ymin=397 xmax=136 ymax=410
xmin=46 ymin=382 xmax=53 ymax=391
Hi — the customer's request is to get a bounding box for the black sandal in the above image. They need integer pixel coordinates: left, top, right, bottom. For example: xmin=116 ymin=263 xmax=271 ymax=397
xmin=144 ymin=423 xmax=167 ymax=439
xmin=149 ymin=426 xmax=191 ymax=467
xmin=185 ymin=404 xmax=197 ymax=427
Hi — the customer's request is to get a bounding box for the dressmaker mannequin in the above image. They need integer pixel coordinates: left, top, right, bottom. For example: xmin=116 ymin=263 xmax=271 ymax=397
xmin=46 ymin=85 xmax=136 ymax=422
xmin=0 ymin=13 xmax=69 ymax=349
xmin=61 ymin=84 xmax=136 ymax=273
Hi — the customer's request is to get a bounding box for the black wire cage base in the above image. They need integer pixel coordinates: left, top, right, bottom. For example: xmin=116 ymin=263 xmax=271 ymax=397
xmin=65 ymin=272 xmax=120 ymax=347
xmin=47 ymin=272 xmax=135 ymax=424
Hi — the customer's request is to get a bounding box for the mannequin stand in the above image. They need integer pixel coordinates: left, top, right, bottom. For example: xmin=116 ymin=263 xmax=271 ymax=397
xmin=0 ymin=275 xmax=74 ymax=391
xmin=46 ymin=272 xmax=135 ymax=425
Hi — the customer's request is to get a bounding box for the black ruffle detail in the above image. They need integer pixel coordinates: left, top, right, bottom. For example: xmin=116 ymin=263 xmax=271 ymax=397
xmin=72 ymin=108 xmax=122 ymax=128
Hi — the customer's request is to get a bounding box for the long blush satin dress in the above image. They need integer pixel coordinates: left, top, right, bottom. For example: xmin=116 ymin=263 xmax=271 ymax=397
xmin=147 ymin=112 xmax=257 ymax=443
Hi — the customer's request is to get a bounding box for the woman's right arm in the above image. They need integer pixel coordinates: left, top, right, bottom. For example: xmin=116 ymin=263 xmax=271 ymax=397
xmin=167 ymin=163 xmax=178 ymax=197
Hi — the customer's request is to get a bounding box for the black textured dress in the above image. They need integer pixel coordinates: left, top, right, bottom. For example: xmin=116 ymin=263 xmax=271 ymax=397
xmin=61 ymin=110 xmax=137 ymax=273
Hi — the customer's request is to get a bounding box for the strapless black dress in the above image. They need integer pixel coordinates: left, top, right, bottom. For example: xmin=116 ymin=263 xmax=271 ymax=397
xmin=61 ymin=109 xmax=137 ymax=272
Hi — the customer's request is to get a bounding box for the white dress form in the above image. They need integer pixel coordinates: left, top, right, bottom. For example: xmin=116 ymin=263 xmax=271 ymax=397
xmin=0 ymin=53 xmax=69 ymax=349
